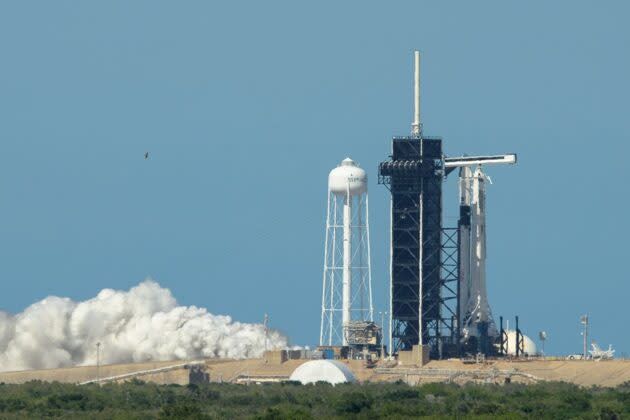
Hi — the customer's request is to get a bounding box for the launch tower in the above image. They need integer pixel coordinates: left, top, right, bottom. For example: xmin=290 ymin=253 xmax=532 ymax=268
xmin=379 ymin=51 xmax=516 ymax=358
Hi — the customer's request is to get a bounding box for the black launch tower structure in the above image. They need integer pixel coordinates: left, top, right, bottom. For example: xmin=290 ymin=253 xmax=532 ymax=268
xmin=379 ymin=136 xmax=459 ymax=358
xmin=378 ymin=52 xmax=516 ymax=359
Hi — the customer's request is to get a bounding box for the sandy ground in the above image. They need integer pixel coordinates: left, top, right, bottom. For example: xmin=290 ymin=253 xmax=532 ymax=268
xmin=1 ymin=358 xmax=629 ymax=387
xmin=0 ymin=360 xmax=191 ymax=385
xmin=396 ymin=359 xmax=630 ymax=387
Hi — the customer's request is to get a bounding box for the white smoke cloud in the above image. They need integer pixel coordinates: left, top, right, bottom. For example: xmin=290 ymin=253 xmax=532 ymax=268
xmin=0 ymin=280 xmax=288 ymax=372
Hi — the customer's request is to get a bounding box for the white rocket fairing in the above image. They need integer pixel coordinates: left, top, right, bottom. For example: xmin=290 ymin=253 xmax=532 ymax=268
xmin=459 ymin=166 xmax=497 ymax=338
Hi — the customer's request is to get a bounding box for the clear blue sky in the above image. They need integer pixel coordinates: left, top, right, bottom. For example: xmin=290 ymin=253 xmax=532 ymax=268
xmin=0 ymin=1 xmax=628 ymax=356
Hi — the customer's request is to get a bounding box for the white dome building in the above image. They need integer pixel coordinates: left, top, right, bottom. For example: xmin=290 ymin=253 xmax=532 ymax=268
xmin=503 ymin=330 xmax=537 ymax=356
xmin=289 ymin=360 xmax=357 ymax=385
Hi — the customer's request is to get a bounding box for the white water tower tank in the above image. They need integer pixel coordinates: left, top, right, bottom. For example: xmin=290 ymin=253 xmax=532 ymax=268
xmin=328 ymin=158 xmax=367 ymax=195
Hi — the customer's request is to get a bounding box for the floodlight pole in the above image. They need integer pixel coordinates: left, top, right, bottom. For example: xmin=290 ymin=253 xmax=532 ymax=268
xmin=582 ymin=314 xmax=589 ymax=359
xmin=379 ymin=311 xmax=387 ymax=359
xmin=263 ymin=314 xmax=269 ymax=353
xmin=96 ymin=342 xmax=101 ymax=384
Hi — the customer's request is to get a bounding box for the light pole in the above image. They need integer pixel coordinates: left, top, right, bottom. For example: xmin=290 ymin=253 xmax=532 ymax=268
xmin=580 ymin=314 xmax=589 ymax=359
xmin=379 ymin=311 xmax=387 ymax=359
xmin=263 ymin=314 xmax=269 ymax=353
xmin=96 ymin=342 xmax=101 ymax=383
xmin=538 ymin=331 xmax=547 ymax=358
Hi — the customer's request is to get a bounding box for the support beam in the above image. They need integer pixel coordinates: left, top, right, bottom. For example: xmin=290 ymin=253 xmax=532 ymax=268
xmin=444 ymin=154 xmax=516 ymax=168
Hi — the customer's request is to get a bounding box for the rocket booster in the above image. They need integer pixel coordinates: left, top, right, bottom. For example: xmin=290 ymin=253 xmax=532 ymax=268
xmin=459 ymin=166 xmax=496 ymax=337
xmin=458 ymin=167 xmax=472 ymax=330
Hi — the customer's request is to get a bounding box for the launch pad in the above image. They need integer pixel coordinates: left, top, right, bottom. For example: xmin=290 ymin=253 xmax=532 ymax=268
xmin=379 ymin=51 xmax=517 ymax=360
xmin=317 ymin=51 xmax=522 ymax=361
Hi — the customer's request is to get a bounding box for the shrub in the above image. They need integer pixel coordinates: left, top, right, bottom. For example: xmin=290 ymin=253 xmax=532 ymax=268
xmin=335 ymin=392 xmax=372 ymax=414
xmin=159 ymin=402 xmax=205 ymax=419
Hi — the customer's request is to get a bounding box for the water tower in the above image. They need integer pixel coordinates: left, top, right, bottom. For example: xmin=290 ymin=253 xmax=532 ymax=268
xmin=320 ymin=158 xmax=374 ymax=348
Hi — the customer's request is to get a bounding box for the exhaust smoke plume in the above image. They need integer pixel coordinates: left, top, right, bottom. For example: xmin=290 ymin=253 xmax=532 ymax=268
xmin=0 ymin=280 xmax=287 ymax=372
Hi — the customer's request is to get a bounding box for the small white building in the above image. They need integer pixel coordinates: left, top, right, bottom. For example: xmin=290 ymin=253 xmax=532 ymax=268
xmin=289 ymin=360 xmax=357 ymax=385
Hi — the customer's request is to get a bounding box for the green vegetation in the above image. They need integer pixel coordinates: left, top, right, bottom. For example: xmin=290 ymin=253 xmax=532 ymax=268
xmin=0 ymin=379 xmax=628 ymax=419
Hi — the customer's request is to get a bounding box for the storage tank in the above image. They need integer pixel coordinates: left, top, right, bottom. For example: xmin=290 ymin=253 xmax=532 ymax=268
xmin=328 ymin=158 xmax=367 ymax=195
xmin=504 ymin=330 xmax=537 ymax=356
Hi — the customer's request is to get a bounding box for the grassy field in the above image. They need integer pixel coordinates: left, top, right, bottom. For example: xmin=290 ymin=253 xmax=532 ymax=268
xmin=0 ymin=379 xmax=628 ymax=419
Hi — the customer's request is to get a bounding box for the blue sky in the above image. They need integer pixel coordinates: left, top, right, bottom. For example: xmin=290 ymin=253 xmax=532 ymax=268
xmin=0 ymin=1 xmax=628 ymax=356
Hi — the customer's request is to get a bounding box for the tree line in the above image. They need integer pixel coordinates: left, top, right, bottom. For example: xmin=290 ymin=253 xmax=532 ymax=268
xmin=0 ymin=379 xmax=627 ymax=419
